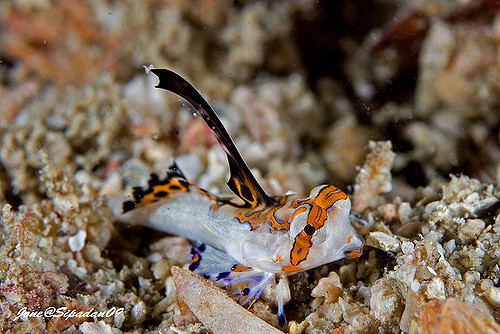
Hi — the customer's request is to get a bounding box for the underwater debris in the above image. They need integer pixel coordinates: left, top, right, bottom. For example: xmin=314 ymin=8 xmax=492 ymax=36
xmin=172 ymin=266 xmax=284 ymax=334
xmin=418 ymin=298 xmax=499 ymax=334
xmin=0 ymin=1 xmax=498 ymax=333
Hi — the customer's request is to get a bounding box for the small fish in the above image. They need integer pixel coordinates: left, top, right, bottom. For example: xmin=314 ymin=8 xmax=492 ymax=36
xmin=118 ymin=69 xmax=363 ymax=327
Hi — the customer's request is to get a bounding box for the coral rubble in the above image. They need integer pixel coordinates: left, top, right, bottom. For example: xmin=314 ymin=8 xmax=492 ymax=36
xmin=0 ymin=1 xmax=498 ymax=333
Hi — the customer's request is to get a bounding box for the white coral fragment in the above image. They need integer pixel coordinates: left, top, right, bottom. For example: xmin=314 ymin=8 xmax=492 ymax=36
xmin=68 ymin=230 xmax=87 ymax=252
xmin=365 ymin=231 xmax=401 ymax=253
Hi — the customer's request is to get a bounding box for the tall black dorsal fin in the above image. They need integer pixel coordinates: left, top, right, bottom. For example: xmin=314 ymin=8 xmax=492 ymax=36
xmin=122 ymin=162 xmax=190 ymax=213
xmin=150 ymin=68 xmax=274 ymax=208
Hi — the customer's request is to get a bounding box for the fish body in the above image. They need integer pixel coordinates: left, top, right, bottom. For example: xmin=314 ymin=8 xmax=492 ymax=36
xmin=121 ymin=176 xmax=361 ymax=274
xmin=117 ymin=69 xmax=363 ymax=326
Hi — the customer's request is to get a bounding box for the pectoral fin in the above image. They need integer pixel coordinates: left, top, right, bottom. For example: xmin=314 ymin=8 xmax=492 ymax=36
xmin=188 ymin=242 xmax=274 ymax=306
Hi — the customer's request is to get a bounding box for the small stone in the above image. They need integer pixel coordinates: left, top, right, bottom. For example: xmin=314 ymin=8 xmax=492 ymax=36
xmin=480 ymin=279 xmax=494 ymax=291
xmin=401 ymin=241 xmax=415 ymax=255
xmin=288 ymin=320 xmax=308 ymax=334
xmin=352 ymin=141 xmax=396 ymax=212
xmin=379 ymin=203 xmax=397 ymax=222
xmin=464 ymin=271 xmax=480 ymax=284
xmin=164 ymin=276 xmax=177 ymax=305
xmin=418 ymin=299 xmax=500 ymax=334
xmin=357 ymin=285 xmax=372 ymax=304
xmin=53 ymin=193 xmax=80 ymax=213
xmin=83 ymin=244 xmax=104 ymax=265
xmin=79 ymin=321 xmax=113 ymax=334
xmin=152 ymin=258 xmax=170 ymax=280
xmin=340 ymin=297 xmax=377 ymax=333
xmin=138 ymin=277 xmax=151 ymax=289
xmin=398 ymin=202 xmax=411 ymax=224
xmin=66 ymin=259 xmax=87 ymax=279
xmin=365 ymin=231 xmax=400 ymax=253
xmin=131 ymin=301 xmax=147 ymax=324
xmin=410 ymin=280 xmax=420 ymax=293
xmin=427 ymin=266 xmax=437 ymax=276
xmin=150 ymin=237 xmax=191 ymax=265
xmin=68 ymin=230 xmax=87 ymax=252
xmin=443 ymin=239 xmax=456 ymax=254
xmin=484 ymin=287 xmax=500 ymax=307
xmin=458 ymin=219 xmax=485 ymax=242
xmin=311 ymin=271 xmax=342 ymax=298
xmin=147 ymin=252 xmax=162 ymax=263
xmin=114 ymin=310 xmax=125 ymax=328
xmin=425 ymin=277 xmax=445 ymax=300
xmin=339 ymin=263 xmax=357 ymax=286
xmin=322 ymin=302 xmax=343 ymax=323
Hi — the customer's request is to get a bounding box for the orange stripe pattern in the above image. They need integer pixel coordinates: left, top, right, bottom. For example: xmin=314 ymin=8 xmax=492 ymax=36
xmin=288 ymin=186 xmax=347 ymax=267
xmin=232 ymin=195 xmax=291 ymax=231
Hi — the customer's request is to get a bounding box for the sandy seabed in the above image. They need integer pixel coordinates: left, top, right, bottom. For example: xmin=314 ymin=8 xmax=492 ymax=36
xmin=0 ymin=1 xmax=499 ymax=333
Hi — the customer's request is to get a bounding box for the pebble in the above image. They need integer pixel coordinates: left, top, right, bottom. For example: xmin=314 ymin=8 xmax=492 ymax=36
xmin=131 ymin=301 xmax=147 ymax=324
xmin=365 ymin=231 xmax=400 ymax=252
xmin=68 ymin=230 xmax=87 ymax=252
xmin=458 ymin=219 xmax=485 ymax=242
xmin=425 ymin=277 xmax=445 ymax=300
xmin=80 ymin=321 xmax=113 ymax=334
xmin=484 ymin=287 xmax=500 ymax=307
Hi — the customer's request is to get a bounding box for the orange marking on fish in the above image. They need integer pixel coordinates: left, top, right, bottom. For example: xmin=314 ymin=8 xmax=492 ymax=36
xmin=134 ymin=179 xmax=189 ymax=208
xmin=234 ymin=207 xmax=265 ymax=230
xmin=233 ymin=196 xmax=292 ymax=231
xmin=346 ymin=247 xmax=363 ymax=259
xmin=314 ymin=186 xmax=346 ymax=209
xmin=231 ymin=264 xmax=252 ymax=272
xmin=282 ymin=264 xmax=302 ymax=273
xmin=196 ymin=187 xmax=219 ymax=201
xmin=291 ymin=206 xmax=307 ymax=222
xmin=267 ymin=196 xmax=290 ymax=231
xmin=290 ymin=231 xmax=313 ymax=266
xmin=192 ymin=253 xmax=200 ymax=263
xmin=289 ymin=186 xmax=348 ymax=266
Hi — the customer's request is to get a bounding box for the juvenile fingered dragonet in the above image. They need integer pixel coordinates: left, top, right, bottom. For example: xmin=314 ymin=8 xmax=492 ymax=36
xmin=117 ymin=69 xmax=363 ymax=327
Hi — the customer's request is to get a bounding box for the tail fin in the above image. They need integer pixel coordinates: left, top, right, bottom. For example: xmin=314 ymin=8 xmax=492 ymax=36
xmin=122 ymin=162 xmax=190 ymax=213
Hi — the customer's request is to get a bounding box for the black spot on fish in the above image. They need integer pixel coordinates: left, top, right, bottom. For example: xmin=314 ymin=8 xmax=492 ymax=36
xmin=122 ymin=201 xmax=135 ymax=213
xmin=304 ymin=224 xmax=315 ymax=236
xmin=155 ymin=191 xmax=168 ymax=198
xmin=148 ymin=173 xmax=160 ymax=187
xmin=179 ymin=180 xmax=190 ymax=188
xmin=132 ymin=186 xmax=145 ymax=200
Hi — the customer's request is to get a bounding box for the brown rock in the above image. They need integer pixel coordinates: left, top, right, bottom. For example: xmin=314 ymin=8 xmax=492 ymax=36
xmin=418 ymin=298 xmax=499 ymax=334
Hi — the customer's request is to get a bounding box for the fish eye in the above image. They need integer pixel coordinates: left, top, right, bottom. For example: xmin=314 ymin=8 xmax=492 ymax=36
xmin=304 ymin=224 xmax=315 ymax=235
